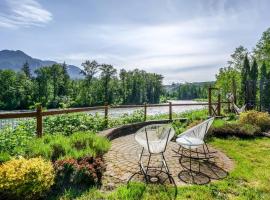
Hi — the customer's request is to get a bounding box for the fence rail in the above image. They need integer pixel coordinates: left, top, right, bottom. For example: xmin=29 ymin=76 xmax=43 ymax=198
xmin=0 ymin=100 xmax=230 ymax=137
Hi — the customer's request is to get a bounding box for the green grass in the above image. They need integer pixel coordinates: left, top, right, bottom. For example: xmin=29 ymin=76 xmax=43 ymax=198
xmin=56 ymin=137 xmax=270 ymax=200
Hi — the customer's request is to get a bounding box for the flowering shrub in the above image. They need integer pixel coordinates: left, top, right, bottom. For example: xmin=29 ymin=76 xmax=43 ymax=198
xmin=54 ymin=156 xmax=105 ymax=188
xmin=0 ymin=157 xmax=55 ymax=199
xmin=239 ymin=110 xmax=270 ymax=131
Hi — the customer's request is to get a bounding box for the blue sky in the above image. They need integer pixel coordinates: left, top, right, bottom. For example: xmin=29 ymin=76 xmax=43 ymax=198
xmin=0 ymin=0 xmax=270 ymax=83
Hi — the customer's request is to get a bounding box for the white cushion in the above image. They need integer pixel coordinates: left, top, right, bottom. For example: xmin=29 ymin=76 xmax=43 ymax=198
xmin=176 ymin=136 xmax=204 ymax=149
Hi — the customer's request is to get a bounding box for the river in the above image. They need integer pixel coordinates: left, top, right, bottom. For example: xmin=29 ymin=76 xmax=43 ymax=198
xmin=88 ymin=100 xmax=206 ymax=117
xmin=0 ymin=100 xmax=206 ymax=129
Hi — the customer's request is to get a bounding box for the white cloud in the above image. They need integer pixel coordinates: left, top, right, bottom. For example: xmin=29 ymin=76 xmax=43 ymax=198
xmin=0 ymin=0 xmax=52 ymax=28
xmin=57 ymin=14 xmax=238 ymax=83
xmin=47 ymin=0 xmax=267 ymax=84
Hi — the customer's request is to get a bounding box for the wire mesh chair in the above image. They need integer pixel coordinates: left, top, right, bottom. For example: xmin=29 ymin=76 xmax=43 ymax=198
xmin=227 ymin=93 xmax=246 ymax=114
xmin=232 ymin=104 xmax=246 ymax=115
xmin=128 ymin=124 xmax=177 ymax=198
xmin=175 ymin=117 xmax=215 ymax=184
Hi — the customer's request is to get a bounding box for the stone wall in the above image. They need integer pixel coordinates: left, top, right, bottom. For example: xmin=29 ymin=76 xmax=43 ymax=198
xmin=100 ymin=118 xmax=187 ymax=140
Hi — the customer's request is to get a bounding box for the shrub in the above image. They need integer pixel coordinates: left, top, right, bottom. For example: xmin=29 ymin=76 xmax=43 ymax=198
xmin=25 ymin=131 xmax=110 ymax=161
xmin=0 ymin=126 xmax=35 ymax=157
xmin=0 ymin=152 xmax=10 ymax=163
xmin=239 ymin=110 xmax=270 ymax=131
xmin=108 ymin=110 xmax=144 ymax=127
xmin=210 ymin=120 xmax=261 ymax=138
xmin=18 ymin=113 xmax=106 ymax=136
xmin=54 ymin=156 xmax=105 ymax=189
xmin=0 ymin=157 xmax=55 ymax=199
xmin=180 ymin=109 xmax=208 ymax=121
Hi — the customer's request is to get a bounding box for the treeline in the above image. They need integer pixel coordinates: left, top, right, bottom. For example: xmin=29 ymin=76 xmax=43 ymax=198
xmin=0 ymin=61 xmax=163 ymax=110
xmin=164 ymin=82 xmax=212 ymax=101
xmin=215 ymin=27 xmax=270 ymax=110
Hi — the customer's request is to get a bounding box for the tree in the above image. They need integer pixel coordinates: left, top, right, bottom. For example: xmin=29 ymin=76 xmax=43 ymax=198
xmin=215 ymin=67 xmax=240 ymax=102
xmin=254 ymin=28 xmax=270 ymax=67
xmin=260 ymin=62 xmax=269 ymax=110
xmin=34 ymin=67 xmax=52 ymax=105
xmin=81 ymin=60 xmax=99 ymax=84
xmin=228 ymin=46 xmax=248 ymax=70
xmin=0 ymin=70 xmax=18 ymax=109
xmin=21 ymin=62 xmax=31 ymax=78
xmin=241 ymin=54 xmax=251 ymax=105
xmin=249 ymin=59 xmax=258 ymax=108
xmin=50 ymin=64 xmax=64 ymax=101
xmin=100 ymin=64 xmax=117 ymax=103
xmin=59 ymin=62 xmax=70 ymax=96
xmin=119 ymin=69 xmax=127 ymax=104
xmin=80 ymin=60 xmax=99 ymax=105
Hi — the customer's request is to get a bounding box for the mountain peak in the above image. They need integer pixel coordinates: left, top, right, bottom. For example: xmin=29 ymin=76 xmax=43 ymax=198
xmin=0 ymin=49 xmax=83 ymax=79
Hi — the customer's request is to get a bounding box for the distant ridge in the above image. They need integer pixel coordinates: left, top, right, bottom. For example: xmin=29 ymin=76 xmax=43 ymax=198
xmin=0 ymin=50 xmax=83 ymax=79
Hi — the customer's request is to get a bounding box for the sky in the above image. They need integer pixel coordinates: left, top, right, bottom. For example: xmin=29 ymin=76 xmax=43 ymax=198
xmin=0 ymin=0 xmax=270 ymax=84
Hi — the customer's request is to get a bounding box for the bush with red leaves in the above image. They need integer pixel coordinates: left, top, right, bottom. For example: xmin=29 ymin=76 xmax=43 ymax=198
xmin=54 ymin=156 xmax=105 ymax=188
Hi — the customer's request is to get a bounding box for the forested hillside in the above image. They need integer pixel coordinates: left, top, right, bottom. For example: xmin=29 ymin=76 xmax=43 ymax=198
xmin=163 ymin=82 xmax=213 ymax=101
xmin=0 ymin=61 xmax=163 ymax=110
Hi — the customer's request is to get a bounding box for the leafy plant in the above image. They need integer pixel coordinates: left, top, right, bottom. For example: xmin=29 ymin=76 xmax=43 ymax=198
xmin=0 ymin=157 xmax=55 ymax=199
xmin=54 ymin=156 xmax=105 ymax=189
xmin=24 ymin=131 xmax=110 ymax=161
xmin=239 ymin=110 xmax=270 ymax=131
xmin=18 ymin=113 xmax=107 ymax=136
xmin=108 ymin=110 xmax=144 ymax=127
xmin=0 ymin=126 xmax=35 ymax=158
xmin=210 ymin=120 xmax=261 ymax=138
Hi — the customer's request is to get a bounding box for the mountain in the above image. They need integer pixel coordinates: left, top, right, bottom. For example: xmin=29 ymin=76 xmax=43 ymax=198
xmin=0 ymin=50 xmax=83 ymax=79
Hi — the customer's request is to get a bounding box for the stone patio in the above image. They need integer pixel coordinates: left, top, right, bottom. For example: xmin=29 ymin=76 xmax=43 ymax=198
xmin=102 ymin=133 xmax=234 ymax=190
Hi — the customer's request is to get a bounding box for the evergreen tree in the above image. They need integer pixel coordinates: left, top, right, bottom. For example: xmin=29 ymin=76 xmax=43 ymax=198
xmin=241 ymin=54 xmax=250 ymax=106
xmin=260 ymin=62 xmax=269 ymax=110
xmin=60 ymin=62 xmax=70 ymax=96
xmin=21 ymin=62 xmax=31 ymax=78
xmin=100 ymin=64 xmax=117 ymax=103
xmin=250 ymin=59 xmax=258 ymax=108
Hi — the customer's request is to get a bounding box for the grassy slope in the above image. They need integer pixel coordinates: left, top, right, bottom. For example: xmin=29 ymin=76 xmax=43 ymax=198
xmin=57 ymin=137 xmax=270 ymax=200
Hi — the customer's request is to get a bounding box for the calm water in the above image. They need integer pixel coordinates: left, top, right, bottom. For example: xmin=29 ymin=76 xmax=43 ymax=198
xmin=88 ymin=100 xmax=206 ymax=117
xmin=0 ymin=100 xmax=206 ymax=129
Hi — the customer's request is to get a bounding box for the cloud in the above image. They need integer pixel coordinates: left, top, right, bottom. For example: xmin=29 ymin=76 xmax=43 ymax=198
xmin=56 ymin=14 xmax=236 ymax=83
xmin=0 ymin=0 xmax=52 ymax=28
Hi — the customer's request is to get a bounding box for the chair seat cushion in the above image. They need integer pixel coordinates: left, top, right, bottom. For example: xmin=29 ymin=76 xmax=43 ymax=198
xmin=176 ymin=136 xmax=204 ymax=149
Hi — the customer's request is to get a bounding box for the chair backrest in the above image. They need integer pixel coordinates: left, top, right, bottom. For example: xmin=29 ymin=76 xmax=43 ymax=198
xmin=226 ymin=93 xmax=234 ymax=103
xmin=135 ymin=124 xmax=175 ymax=154
xmin=178 ymin=117 xmax=215 ymax=140
xmin=233 ymin=103 xmax=246 ymax=114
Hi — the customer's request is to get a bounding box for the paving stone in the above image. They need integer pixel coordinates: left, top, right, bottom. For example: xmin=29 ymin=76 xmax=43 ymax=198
xmin=102 ymin=133 xmax=234 ymax=188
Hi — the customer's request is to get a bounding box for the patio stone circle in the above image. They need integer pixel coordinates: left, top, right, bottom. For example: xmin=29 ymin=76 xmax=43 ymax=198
xmin=102 ymin=133 xmax=234 ymax=190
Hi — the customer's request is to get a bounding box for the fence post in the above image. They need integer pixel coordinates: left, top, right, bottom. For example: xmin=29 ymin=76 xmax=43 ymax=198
xmin=144 ymin=103 xmax=147 ymax=121
xmin=104 ymin=102 xmax=108 ymax=127
xmin=36 ymin=105 xmax=42 ymax=137
xmin=217 ymin=93 xmax=221 ymax=116
xmin=228 ymin=101 xmax=231 ymax=113
xmin=169 ymin=102 xmax=172 ymax=121
xmin=208 ymin=87 xmax=212 ymax=116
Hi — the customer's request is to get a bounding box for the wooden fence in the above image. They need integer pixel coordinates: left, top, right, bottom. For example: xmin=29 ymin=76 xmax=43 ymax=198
xmin=0 ymin=100 xmax=230 ymax=137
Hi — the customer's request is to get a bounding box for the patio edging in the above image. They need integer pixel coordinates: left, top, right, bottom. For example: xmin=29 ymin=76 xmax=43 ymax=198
xmin=99 ymin=118 xmax=187 ymax=140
